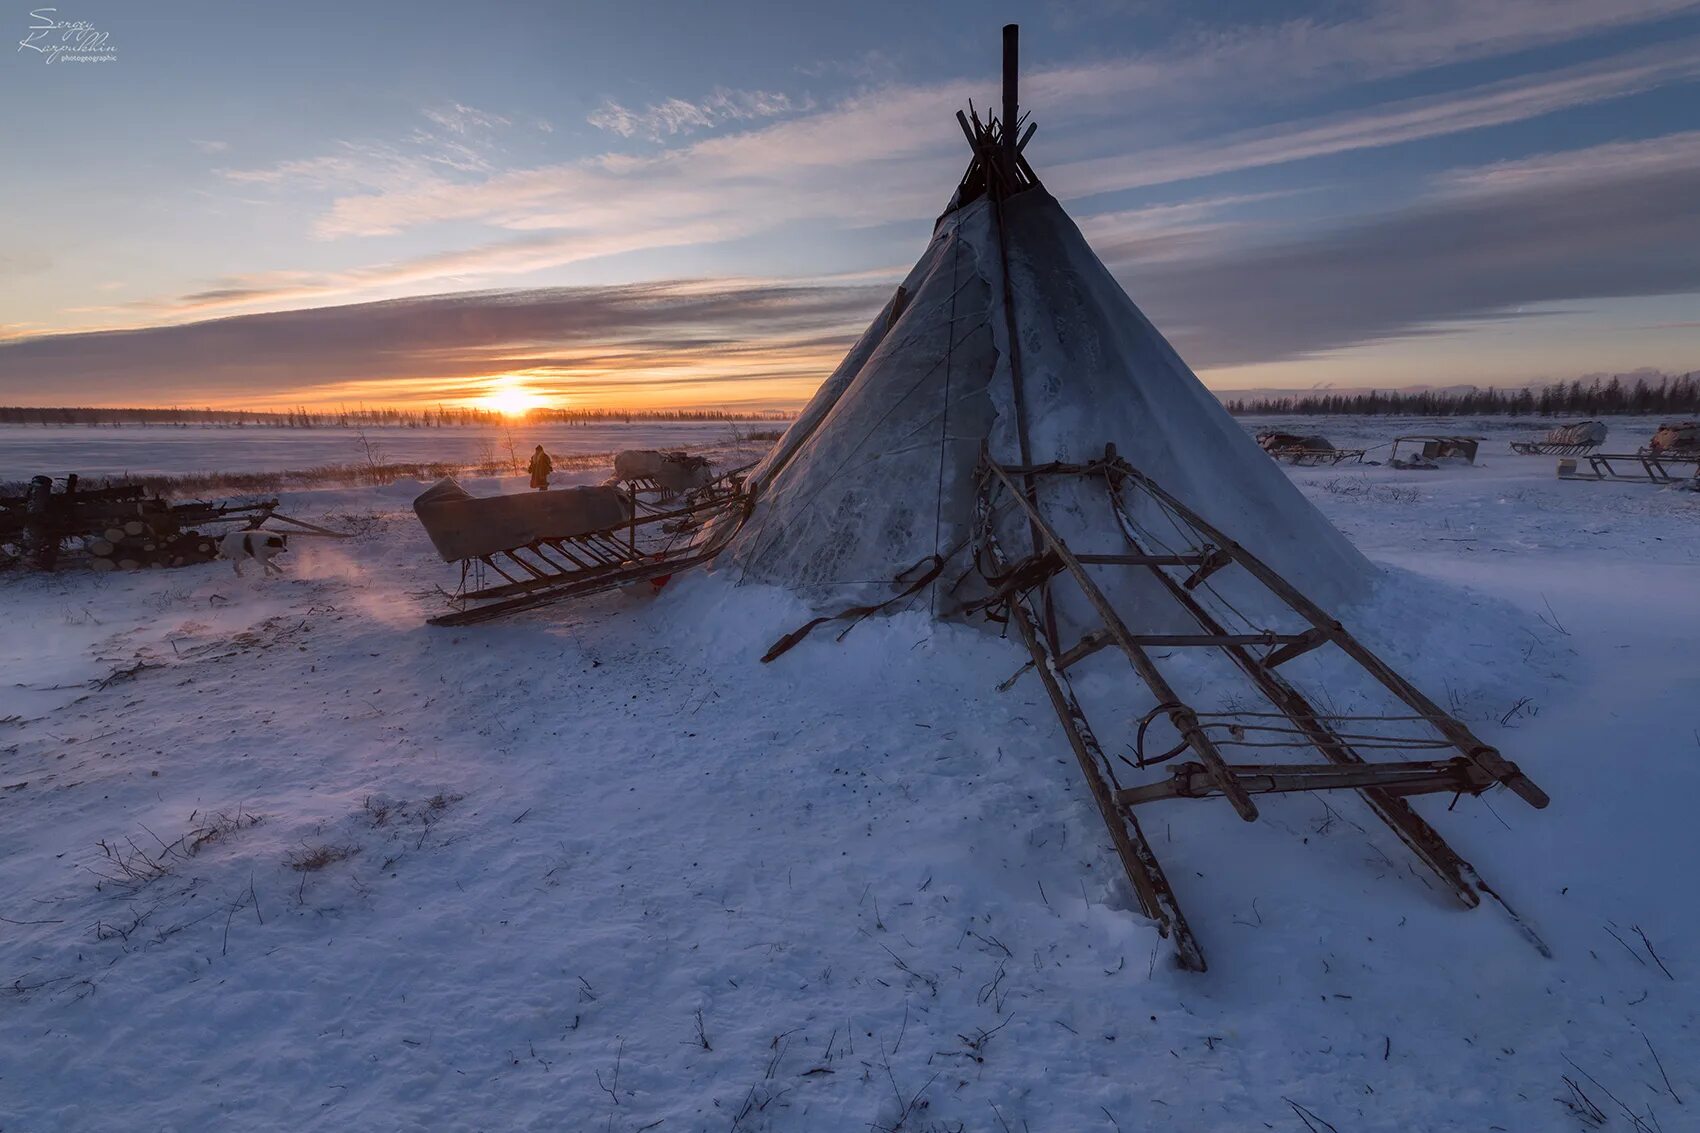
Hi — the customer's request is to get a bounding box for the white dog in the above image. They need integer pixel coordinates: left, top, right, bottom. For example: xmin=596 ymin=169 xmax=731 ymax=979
xmin=219 ymin=531 xmax=289 ymax=576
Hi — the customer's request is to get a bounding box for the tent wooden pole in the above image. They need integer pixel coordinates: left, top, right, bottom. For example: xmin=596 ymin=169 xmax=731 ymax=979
xmin=974 ymin=479 xmax=1204 ymax=970
xmin=1001 ymin=24 xmax=1020 ymax=180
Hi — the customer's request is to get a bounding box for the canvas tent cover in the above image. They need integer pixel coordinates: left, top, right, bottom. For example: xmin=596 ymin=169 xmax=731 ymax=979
xmin=719 ymin=189 xmax=1376 ymax=624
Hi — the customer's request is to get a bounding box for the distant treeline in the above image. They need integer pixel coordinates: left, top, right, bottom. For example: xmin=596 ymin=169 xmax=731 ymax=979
xmin=0 ymin=406 xmax=796 ymax=427
xmin=1224 ymin=373 xmax=1700 ymax=417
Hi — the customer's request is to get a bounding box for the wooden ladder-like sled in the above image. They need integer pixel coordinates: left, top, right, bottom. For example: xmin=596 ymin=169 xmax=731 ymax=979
xmin=971 ymin=445 xmax=1550 ymax=971
xmin=1510 ymin=439 xmax=1601 ymax=457
xmin=1268 ymin=446 xmax=1367 ymax=466
xmin=1557 ymin=451 xmax=1700 ymax=484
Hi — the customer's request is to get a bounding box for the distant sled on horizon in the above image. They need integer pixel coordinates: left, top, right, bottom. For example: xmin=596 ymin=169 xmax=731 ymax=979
xmin=1555 ymin=421 xmax=1700 ymax=484
xmin=1388 ymin=434 xmax=1480 ymax=469
xmin=1642 ymin=420 xmax=1699 ymax=456
xmin=1254 ymin=430 xmax=1366 ymax=466
xmin=1510 ymin=420 xmax=1607 ymax=456
xmin=607 ymin=449 xmax=715 ymax=499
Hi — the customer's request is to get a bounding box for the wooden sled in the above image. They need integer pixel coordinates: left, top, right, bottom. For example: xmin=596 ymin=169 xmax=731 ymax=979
xmin=426 ymin=483 xmax=748 ymax=626
xmin=1510 ymin=440 xmax=1600 ymax=457
xmin=969 ymin=444 xmax=1549 ymax=971
xmin=1269 ymin=447 xmax=1367 ymax=466
xmin=1388 ymin=435 xmax=1479 ymax=469
xmin=1558 ymin=452 xmax=1700 ymax=484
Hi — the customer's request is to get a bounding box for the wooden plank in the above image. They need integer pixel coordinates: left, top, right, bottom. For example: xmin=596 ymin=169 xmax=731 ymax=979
xmin=955 ymin=109 xmax=978 ymax=149
xmin=1001 ymin=627 xmax=1317 ymax=689
xmin=1096 ymin=481 xmax=1552 ymax=940
xmin=987 ymin=543 xmax=1205 ymax=970
xmin=986 ymin=458 xmax=1262 ymax=821
xmin=265 ymin=511 xmax=349 ymax=538
xmin=1075 ymin=552 xmax=1205 ymax=566
xmin=1260 ymin=628 xmax=1329 ymax=669
xmin=1182 ymin=547 xmax=1232 ymax=590
xmin=1116 ymin=759 xmax=1487 ymax=805
xmin=1102 ymin=453 xmax=1549 ymax=810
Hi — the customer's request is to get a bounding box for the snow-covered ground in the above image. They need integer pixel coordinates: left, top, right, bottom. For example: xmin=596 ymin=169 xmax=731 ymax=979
xmin=2 ymin=424 xmax=1697 ymax=1131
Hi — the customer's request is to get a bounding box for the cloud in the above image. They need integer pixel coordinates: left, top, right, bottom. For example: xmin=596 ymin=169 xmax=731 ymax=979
xmin=587 ymin=87 xmax=813 ymax=142
xmin=295 ymin=35 xmax=1699 ymax=245
xmin=21 ymin=0 xmax=1700 ymax=403
xmin=190 ymin=139 xmax=229 ymax=154
xmin=1020 ymin=0 xmax=1700 ymax=122
xmin=170 ymin=32 xmax=1694 ymax=325
xmin=0 ymin=281 xmax=886 ymax=406
xmin=220 ymin=103 xmax=516 ymax=196
xmin=422 ymin=103 xmax=511 ymax=135
xmin=12 ymin=129 xmax=1697 ymax=408
xmin=1114 ymin=139 xmax=1700 ymax=367
xmin=1075 ymin=192 xmax=1299 ymax=263
xmin=795 ymin=48 xmax=900 ymax=85
xmin=1436 ymin=129 xmax=1700 ymax=193
xmin=1047 ymin=39 xmax=1700 ymax=199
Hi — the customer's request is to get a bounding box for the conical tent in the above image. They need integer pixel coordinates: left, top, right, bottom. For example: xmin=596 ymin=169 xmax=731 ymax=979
xmin=720 ymin=53 xmax=1374 ymax=624
xmin=714 ymin=31 xmax=1552 ymax=975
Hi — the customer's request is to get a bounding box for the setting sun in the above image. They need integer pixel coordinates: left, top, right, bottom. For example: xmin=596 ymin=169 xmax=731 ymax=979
xmin=476 ymin=376 xmax=549 ymax=417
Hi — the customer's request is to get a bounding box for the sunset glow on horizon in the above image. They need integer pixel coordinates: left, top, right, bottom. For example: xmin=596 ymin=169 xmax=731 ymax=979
xmin=472 ymin=376 xmax=553 ymax=418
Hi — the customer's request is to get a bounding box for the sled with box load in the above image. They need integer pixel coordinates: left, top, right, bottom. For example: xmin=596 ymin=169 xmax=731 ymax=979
xmin=415 ymin=467 xmax=749 ymax=626
xmin=1510 ymin=421 xmax=1607 ymax=456
xmin=1388 ymin=435 xmax=1479 ymax=470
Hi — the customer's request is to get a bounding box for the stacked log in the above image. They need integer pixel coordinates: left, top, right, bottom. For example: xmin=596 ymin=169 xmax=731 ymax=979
xmin=84 ymin=527 xmax=219 ymax=571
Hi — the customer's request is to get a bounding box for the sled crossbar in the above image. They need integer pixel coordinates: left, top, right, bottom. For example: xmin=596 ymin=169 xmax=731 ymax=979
xmin=1115 ymin=757 xmax=1492 ymax=806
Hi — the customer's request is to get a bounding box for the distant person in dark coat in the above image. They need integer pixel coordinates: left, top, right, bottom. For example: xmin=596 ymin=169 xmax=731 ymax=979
xmin=527 ymin=445 xmax=553 ymax=491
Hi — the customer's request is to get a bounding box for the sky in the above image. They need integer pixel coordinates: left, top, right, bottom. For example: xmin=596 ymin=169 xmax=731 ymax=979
xmin=2 ymin=0 xmax=1698 ymax=411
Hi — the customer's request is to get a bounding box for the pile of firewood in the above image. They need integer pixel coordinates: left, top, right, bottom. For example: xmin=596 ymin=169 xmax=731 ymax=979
xmin=1 ymin=475 xmax=282 ymax=572
xmin=83 ymin=520 xmax=222 ymax=572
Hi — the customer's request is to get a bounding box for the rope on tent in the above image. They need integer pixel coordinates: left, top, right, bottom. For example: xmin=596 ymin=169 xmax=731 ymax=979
xmin=1123 ymin=706 xmax=1457 ymax=772
xmin=759 ymin=554 xmax=946 ymax=662
xmin=931 ymin=234 xmax=962 ymax=614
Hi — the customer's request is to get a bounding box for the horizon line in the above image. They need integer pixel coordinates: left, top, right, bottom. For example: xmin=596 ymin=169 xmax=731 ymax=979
xmin=4 ymin=369 xmax=1698 ymax=419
